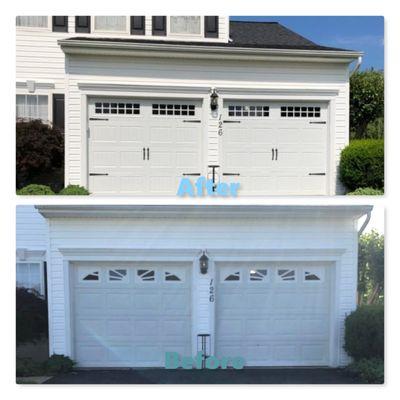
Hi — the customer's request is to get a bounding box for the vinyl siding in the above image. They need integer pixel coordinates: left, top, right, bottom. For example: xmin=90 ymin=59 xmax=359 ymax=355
xmin=44 ymin=213 xmax=358 ymax=366
xmin=16 ymin=206 xmax=48 ymax=251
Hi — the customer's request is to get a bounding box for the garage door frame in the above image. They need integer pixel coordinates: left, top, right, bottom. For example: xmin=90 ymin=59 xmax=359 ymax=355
xmin=208 ymin=248 xmax=345 ymax=367
xmin=78 ymin=87 xmax=210 ymax=192
xmin=59 ymin=248 xmax=201 ymax=365
xmin=218 ymin=90 xmax=338 ymax=196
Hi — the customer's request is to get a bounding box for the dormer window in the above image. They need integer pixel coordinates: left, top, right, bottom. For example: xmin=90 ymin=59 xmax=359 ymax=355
xmin=170 ymin=16 xmax=201 ymax=35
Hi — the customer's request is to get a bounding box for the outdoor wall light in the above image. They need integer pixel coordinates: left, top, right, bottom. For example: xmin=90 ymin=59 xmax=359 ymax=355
xmin=210 ymin=88 xmax=218 ymax=111
xmin=199 ymin=252 xmax=209 ymax=274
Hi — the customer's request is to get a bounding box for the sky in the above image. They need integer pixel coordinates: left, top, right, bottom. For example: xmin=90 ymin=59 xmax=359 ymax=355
xmin=230 ymin=16 xmax=384 ymax=70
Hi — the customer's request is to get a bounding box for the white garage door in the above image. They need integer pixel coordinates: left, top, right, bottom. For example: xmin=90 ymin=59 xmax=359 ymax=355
xmin=72 ymin=262 xmax=192 ymax=367
xmin=221 ymin=102 xmax=329 ymax=195
xmin=88 ymin=98 xmax=203 ymax=195
xmin=216 ymin=263 xmax=332 ymax=366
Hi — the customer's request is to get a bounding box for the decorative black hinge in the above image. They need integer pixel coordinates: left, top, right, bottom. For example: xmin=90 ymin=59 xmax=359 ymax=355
xmin=89 ymin=173 xmax=109 ymax=176
xmin=309 ymin=172 xmax=326 ymax=176
xmin=89 ymin=117 xmax=109 ymax=121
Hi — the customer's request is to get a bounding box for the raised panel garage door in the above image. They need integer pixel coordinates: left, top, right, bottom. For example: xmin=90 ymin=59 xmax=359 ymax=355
xmin=221 ymin=102 xmax=329 ymax=195
xmin=215 ymin=263 xmax=332 ymax=366
xmin=88 ymin=98 xmax=203 ymax=195
xmin=72 ymin=262 xmax=192 ymax=367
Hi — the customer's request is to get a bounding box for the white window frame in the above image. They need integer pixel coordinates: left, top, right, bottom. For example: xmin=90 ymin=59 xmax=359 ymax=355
xmin=167 ymin=16 xmax=203 ymax=38
xmin=135 ymin=267 xmax=157 ymax=284
xmin=92 ymin=16 xmax=129 ymax=35
xmin=16 ymin=93 xmax=51 ymax=123
xmin=107 ymin=267 xmax=129 ymax=283
xmin=248 ymin=267 xmax=269 ymax=283
xmin=16 ymin=261 xmax=45 ymax=296
xmin=276 ymin=268 xmax=297 ymax=283
xmin=16 ymin=16 xmax=51 ymax=31
xmin=220 ymin=268 xmax=241 ymax=283
xmin=78 ymin=267 xmax=101 ymax=283
xmin=303 ymin=267 xmax=325 ymax=283
xmin=164 ymin=267 xmax=185 ymax=283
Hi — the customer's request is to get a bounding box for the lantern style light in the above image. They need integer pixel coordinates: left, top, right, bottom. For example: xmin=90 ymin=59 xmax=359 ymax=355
xmin=210 ymin=88 xmax=218 ymax=111
xmin=199 ymin=252 xmax=209 ymax=274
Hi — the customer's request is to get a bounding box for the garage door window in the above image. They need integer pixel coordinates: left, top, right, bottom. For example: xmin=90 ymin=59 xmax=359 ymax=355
xmin=165 ymin=270 xmax=184 ymax=282
xmin=137 ymin=269 xmax=155 ymax=282
xmin=95 ymin=102 xmax=140 ymax=115
xmin=304 ymin=268 xmax=324 ymax=282
xmin=228 ymin=105 xmax=269 ymax=117
xmin=79 ymin=269 xmax=100 ymax=282
xmin=249 ymin=268 xmax=268 ymax=282
xmin=108 ymin=268 xmax=128 ymax=282
xmin=152 ymin=103 xmax=195 ymax=116
xmin=221 ymin=270 xmax=240 ymax=282
xmin=277 ymin=268 xmax=296 ymax=282
xmin=280 ymin=106 xmax=321 ymax=118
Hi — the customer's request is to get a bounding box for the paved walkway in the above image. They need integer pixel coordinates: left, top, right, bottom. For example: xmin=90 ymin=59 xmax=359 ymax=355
xmin=46 ymin=368 xmax=360 ymax=384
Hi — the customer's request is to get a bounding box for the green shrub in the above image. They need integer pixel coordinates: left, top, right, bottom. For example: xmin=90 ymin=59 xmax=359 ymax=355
xmin=365 ymin=117 xmax=384 ymax=139
xmin=16 ymin=288 xmax=48 ymax=345
xmin=344 ymin=305 xmax=384 ymax=360
xmin=58 ymin=185 xmax=90 ymax=195
xmin=16 ymin=358 xmax=45 ymax=377
xmin=346 ymin=358 xmax=384 ymax=384
xmin=339 ymin=139 xmax=384 ymax=191
xmin=17 ymin=184 xmax=55 ymax=195
xmin=16 ymin=120 xmax=64 ymax=191
xmin=347 ymin=187 xmax=384 ymax=196
xmin=44 ymin=355 xmax=75 ymax=374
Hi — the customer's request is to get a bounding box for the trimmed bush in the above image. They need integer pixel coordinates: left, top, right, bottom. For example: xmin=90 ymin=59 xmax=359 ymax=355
xmin=44 ymin=355 xmax=75 ymax=374
xmin=16 ymin=288 xmax=48 ymax=346
xmin=346 ymin=358 xmax=384 ymax=384
xmin=17 ymin=184 xmax=55 ymax=195
xmin=58 ymin=185 xmax=90 ymax=195
xmin=16 ymin=119 xmax=64 ymax=191
xmin=344 ymin=305 xmax=384 ymax=360
xmin=347 ymin=187 xmax=384 ymax=196
xmin=16 ymin=357 xmax=45 ymax=377
xmin=339 ymin=139 xmax=384 ymax=191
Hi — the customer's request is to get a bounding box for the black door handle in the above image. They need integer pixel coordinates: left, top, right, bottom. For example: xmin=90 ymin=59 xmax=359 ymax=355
xmin=143 ymin=147 xmax=145 ymax=160
xmin=147 ymin=148 xmax=150 ymax=160
xmin=89 ymin=173 xmax=109 ymax=176
xmin=182 ymin=173 xmax=201 ymax=176
xmin=309 ymin=172 xmax=326 ymax=176
xmin=272 ymin=148 xmax=274 ymax=160
xmin=222 ymin=173 xmax=240 ymax=176
xmin=276 ymin=148 xmax=278 ymax=161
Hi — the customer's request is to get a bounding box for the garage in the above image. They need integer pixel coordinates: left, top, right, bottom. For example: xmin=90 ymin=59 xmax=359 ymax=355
xmin=72 ymin=262 xmax=192 ymax=367
xmin=221 ymin=102 xmax=329 ymax=195
xmin=215 ymin=263 xmax=332 ymax=366
xmin=88 ymin=98 xmax=203 ymax=195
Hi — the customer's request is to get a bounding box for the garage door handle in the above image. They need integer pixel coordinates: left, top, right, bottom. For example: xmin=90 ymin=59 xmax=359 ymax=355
xmin=147 ymin=148 xmax=150 ymax=160
xmin=222 ymin=173 xmax=240 ymax=176
xmin=183 ymin=120 xmax=201 ymax=123
xmin=89 ymin=117 xmax=109 ymax=121
xmin=89 ymin=173 xmax=109 ymax=176
xmin=182 ymin=173 xmax=201 ymax=176
xmin=223 ymin=120 xmax=241 ymax=123
xmin=309 ymin=172 xmax=326 ymax=176
xmin=309 ymin=121 xmax=326 ymax=124
xmin=276 ymin=148 xmax=278 ymax=161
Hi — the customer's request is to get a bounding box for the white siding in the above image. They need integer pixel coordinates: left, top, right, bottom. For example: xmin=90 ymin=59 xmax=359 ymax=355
xmin=16 ymin=206 xmax=48 ymax=251
xmin=65 ymin=55 xmax=350 ymax=194
xmin=45 ymin=213 xmax=358 ymax=365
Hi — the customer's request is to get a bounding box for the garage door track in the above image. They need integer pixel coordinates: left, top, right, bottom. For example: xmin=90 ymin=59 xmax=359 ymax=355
xmin=45 ymin=368 xmax=360 ymax=384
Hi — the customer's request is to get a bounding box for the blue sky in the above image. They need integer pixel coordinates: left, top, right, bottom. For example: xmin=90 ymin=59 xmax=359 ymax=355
xmin=231 ymin=16 xmax=384 ymax=70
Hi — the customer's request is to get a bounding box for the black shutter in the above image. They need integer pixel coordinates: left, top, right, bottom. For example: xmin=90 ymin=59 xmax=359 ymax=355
xmin=52 ymin=16 xmax=68 ymax=32
xmin=52 ymin=94 xmax=65 ymax=132
xmin=131 ymin=16 xmax=145 ymax=35
xmin=75 ymin=16 xmax=91 ymax=33
xmin=152 ymin=16 xmax=166 ymax=36
xmin=204 ymin=16 xmax=219 ymax=38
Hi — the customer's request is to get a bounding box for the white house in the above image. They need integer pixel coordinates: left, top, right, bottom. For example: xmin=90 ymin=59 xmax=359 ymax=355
xmin=16 ymin=204 xmax=372 ymax=368
xmin=16 ymin=16 xmax=362 ymax=196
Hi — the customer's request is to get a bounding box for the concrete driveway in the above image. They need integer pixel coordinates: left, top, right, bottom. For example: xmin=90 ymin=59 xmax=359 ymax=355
xmin=45 ymin=368 xmax=360 ymax=384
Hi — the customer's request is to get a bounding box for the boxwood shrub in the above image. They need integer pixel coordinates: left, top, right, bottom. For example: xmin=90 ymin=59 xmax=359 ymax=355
xmin=339 ymin=139 xmax=384 ymax=191
xmin=347 ymin=187 xmax=384 ymax=196
xmin=346 ymin=358 xmax=384 ymax=384
xmin=16 ymin=184 xmax=55 ymax=195
xmin=344 ymin=305 xmax=384 ymax=360
xmin=58 ymin=185 xmax=90 ymax=195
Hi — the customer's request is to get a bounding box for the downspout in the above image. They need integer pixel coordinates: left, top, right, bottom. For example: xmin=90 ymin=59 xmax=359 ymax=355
xmin=358 ymin=210 xmax=371 ymax=236
xmin=350 ymin=56 xmax=363 ymax=76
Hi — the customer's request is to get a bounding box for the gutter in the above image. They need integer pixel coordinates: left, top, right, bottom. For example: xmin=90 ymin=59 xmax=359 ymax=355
xmin=58 ymin=39 xmax=363 ymax=63
xmin=358 ymin=209 xmax=372 ymax=236
xmin=350 ymin=55 xmax=363 ymax=76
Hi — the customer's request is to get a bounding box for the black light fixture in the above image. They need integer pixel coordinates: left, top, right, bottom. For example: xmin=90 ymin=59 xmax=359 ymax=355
xmin=199 ymin=251 xmax=209 ymax=274
xmin=210 ymin=88 xmax=218 ymax=111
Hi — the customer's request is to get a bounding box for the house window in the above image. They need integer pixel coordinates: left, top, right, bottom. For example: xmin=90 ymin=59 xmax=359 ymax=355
xmin=16 ymin=16 xmax=48 ymax=28
xmin=94 ymin=16 xmax=127 ymax=32
xmin=249 ymin=269 xmax=268 ymax=282
xmin=277 ymin=269 xmax=296 ymax=282
xmin=137 ymin=269 xmax=155 ymax=282
xmin=95 ymin=102 xmax=140 ymax=115
xmin=170 ymin=16 xmax=201 ymax=35
xmin=16 ymin=263 xmax=42 ymax=293
xmin=152 ymin=104 xmax=195 ymax=116
xmin=108 ymin=268 xmax=128 ymax=282
xmin=16 ymin=95 xmax=48 ymax=121
xmin=281 ymin=106 xmax=321 ymax=118
xmin=228 ymin=105 xmax=269 ymax=117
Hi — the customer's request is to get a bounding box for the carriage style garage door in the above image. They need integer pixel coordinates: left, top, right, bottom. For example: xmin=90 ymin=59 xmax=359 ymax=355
xmin=72 ymin=262 xmax=192 ymax=367
xmin=221 ymin=102 xmax=329 ymax=195
xmin=215 ymin=263 xmax=332 ymax=366
xmin=88 ymin=98 xmax=203 ymax=195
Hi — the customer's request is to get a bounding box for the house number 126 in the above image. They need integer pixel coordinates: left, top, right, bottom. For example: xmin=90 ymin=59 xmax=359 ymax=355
xmin=218 ymin=115 xmax=223 ymax=136
xmin=209 ymin=279 xmax=215 ymax=302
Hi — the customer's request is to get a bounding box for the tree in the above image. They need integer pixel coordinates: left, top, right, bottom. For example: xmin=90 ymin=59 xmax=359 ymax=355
xmin=358 ymin=230 xmax=384 ymax=305
xmin=350 ymin=70 xmax=384 ymax=139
